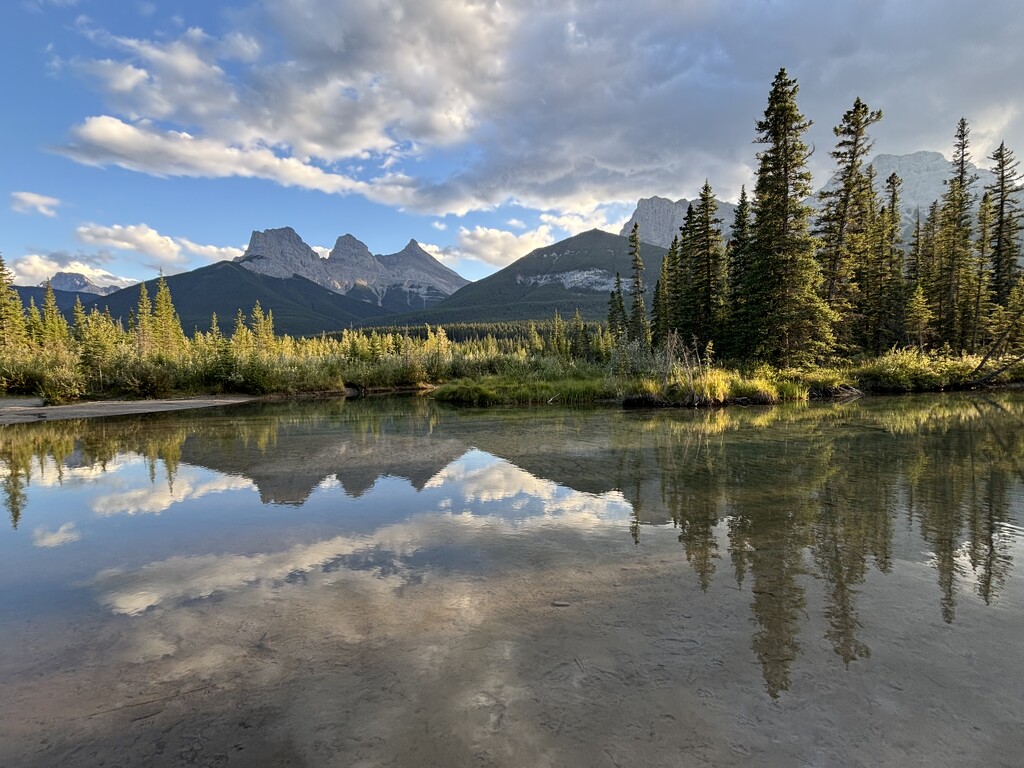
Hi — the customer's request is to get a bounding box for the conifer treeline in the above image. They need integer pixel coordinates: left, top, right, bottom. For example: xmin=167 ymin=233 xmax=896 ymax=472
xmin=610 ymin=69 xmax=1024 ymax=366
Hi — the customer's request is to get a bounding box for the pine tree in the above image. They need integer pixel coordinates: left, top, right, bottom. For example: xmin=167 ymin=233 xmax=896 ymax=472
xmin=986 ymin=141 xmax=1022 ymax=306
xmin=626 ymin=223 xmax=651 ymax=347
xmin=40 ymin=281 xmax=71 ymax=347
xmin=607 ymin=273 xmax=627 ymax=340
xmin=152 ymin=274 xmax=186 ymax=357
xmin=724 ymin=185 xmax=753 ymax=357
xmin=935 ymin=118 xmax=978 ymax=350
xmin=135 ymin=283 xmax=154 ymax=356
xmin=748 ymin=68 xmax=834 ymax=365
xmin=689 ymin=180 xmax=727 ymax=349
xmin=816 ymin=97 xmax=883 ymax=348
xmin=0 ymin=253 xmax=28 ymax=352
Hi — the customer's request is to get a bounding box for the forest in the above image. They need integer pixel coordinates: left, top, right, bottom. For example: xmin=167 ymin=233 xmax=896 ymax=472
xmin=1 ymin=68 xmax=1021 ymax=406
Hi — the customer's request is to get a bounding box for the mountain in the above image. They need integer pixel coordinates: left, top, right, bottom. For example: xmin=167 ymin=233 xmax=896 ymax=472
xmin=620 ymin=196 xmax=738 ymax=248
xmin=375 ymin=229 xmax=669 ymax=324
xmin=235 ymin=227 xmax=469 ymax=312
xmin=812 ymin=150 xmax=997 ymax=237
xmin=83 ymin=261 xmax=389 ymax=337
xmin=44 ymin=272 xmax=123 ymax=296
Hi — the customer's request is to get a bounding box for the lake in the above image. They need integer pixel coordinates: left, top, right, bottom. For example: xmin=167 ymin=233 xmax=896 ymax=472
xmin=1 ymin=395 xmax=1022 ymax=767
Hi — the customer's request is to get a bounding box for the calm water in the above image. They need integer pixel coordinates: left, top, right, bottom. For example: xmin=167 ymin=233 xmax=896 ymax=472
xmin=1 ymin=395 xmax=1022 ymax=766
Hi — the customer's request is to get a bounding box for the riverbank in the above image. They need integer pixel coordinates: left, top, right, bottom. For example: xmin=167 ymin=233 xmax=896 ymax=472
xmin=0 ymin=395 xmax=258 ymax=425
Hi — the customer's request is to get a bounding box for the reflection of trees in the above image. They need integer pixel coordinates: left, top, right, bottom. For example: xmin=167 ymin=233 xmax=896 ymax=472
xmin=615 ymin=395 xmax=1024 ymax=694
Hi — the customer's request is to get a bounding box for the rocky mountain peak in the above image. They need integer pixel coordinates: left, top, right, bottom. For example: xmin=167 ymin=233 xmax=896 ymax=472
xmin=42 ymin=271 xmax=120 ymax=295
xmin=620 ymin=196 xmax=738 ymax=248
xmin=328 ymin=234 xmax=373 ymax=260
xmin=236 ymin=226 xmax=333 ymax=283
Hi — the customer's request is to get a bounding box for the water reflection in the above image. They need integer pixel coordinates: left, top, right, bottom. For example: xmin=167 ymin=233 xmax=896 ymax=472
xmin=1 ymin=394 xmax=1023 ymax=703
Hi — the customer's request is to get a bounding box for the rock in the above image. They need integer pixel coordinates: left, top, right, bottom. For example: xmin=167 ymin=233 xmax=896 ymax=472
xmin=619 ymin=196 xmax=737 ymax=248
xmin=236 ymin=228 xmax=469 ymax=310
xmin=550 ymin=600 xmax=571 ymax=607
xmin=42 ymin=271 xmax=122 ymax=295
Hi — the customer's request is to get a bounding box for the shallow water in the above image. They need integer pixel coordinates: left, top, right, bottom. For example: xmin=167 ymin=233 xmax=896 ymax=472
xmin=1 ymin=394 xmax=1022 ymax=766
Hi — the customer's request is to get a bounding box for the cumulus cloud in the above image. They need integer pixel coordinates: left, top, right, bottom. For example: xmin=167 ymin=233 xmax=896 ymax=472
xmin=74 ymin=221 xmax=245 ymax=272
xmin=76 ymin=222 xmax=182 ymax=263
xmin=8 ymin=252 xmax=134 ymax=289
xmin=55 ymin=0 xmax=1024 ymax=218
xmin=177 ymin=238 xmax=244 ymax=261
xmin=11 ymin=191 xmax=61 ymax=217
xmin=33 ymin=522 xmax=81 ymax=548
xmin=426 ymin=204 xmax=627 ymax=268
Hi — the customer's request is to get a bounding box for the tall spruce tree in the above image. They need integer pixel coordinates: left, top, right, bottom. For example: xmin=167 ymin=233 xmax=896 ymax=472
xmin=689 ymin=180 xmax=727 ymax=350
xmin=816 ymin=96 xmax=883 ymax=350
xmin=607 ymin=273 xmax=627 ymax=340
xmin=986 ymin=141 xmax=1022 ymax=306
xmin=748 ymin=68 xmax=834 ymax=365
xmin=0 ymin=253 xmax=28 ymax=352
xmin=626 ymin=223 xmax=651 ymax=347
xmin=936 ymin=118 xmax=978 ymax=350
xmin=724 ymin=185 xmax=753 ymax=358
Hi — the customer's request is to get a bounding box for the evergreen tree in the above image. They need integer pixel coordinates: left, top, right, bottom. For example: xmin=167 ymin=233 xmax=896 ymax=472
xmin=152 ymin=274 xmax=186 ymax=357
xmin=748 ymin=68 xmax=834 ymax=365
xmin=607 ymin=273 xmax=628 ymax=340
xmin=724 ymin=185 xmax=753 ymax=357
xmin=816 ymin=96 xmax=883 ymax=349
xmin=935 ymin=118 xmax=978 ymax=350
xmin=986 ymin=141 xmax=1022 ymax=306
xmin=40 ymin=281 xmax=71 ymax=347
xmin=135 ymin=283 xmax=154 ymax=355
xmin=689 ymin=180 xmax=727 ymax=349
xmin=626 ymin=223 xmax=651 ymax=347
xmin=878 ymin=172 xmax=907 ymax=350
xmin=0 ymin=253 xmax=28 ymax=352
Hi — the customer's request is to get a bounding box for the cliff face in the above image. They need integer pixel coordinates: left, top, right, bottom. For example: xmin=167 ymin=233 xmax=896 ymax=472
xmin=619 ymin=196 xmax=737 ymax=248
xmin=235 ymin=228 xmax=469 ymax=310
xmin=43 ymin=271 xmax=121 ymax=295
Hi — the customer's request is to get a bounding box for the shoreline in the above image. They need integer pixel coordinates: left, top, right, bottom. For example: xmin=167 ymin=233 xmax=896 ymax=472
xmin=0 ymin=395 xmax=260 ymax=425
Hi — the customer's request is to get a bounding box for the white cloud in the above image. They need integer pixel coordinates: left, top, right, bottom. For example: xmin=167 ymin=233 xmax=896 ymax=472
xmin=74 ymin=221 xmax=247 ymax=271
xmin=61 ymin=116 xmax=374 ymax=197
xmin=506 ymin=219 xmax=526 ymax=229
xmin=11 ymin=191 xmax=61 ymax=217
xmin=8 ymin=253 xmax=133 ymax=289
xmin=311 ymin=246 xmax=331 ymax=259
xmin=448 ymin=224 xmax=556 ymax=268
xmin=76 ymin=222 xmax=184 ymax=264
xmin=431 ymin=221 xmax=447 ymax=231
xmin=33 ymin=522 xmax=81 ymax=548
xmin=177 ymin=238 xmax=244 ymax=261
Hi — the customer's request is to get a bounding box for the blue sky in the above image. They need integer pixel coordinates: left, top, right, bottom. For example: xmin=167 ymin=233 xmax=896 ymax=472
xmin=3 ymin=0 xmax=1023 ymax=288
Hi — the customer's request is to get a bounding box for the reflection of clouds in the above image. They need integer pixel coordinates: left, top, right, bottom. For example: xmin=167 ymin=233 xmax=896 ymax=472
xmin=92 ymin=451 xmax=633 ymax=616
xmin=0 ymin=456 xmax=133 ymax=486
xmin=426 ymin=450 xmax=632 ymax=525
xmin=91 ymin=469 xmax=254 ymax=516
xmin=33 ymin=522 xmax=81 ymax=548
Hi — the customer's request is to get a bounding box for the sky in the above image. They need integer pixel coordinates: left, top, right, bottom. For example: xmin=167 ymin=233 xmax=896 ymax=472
xmin=2 ymin=0 xmax=1023 ymax=288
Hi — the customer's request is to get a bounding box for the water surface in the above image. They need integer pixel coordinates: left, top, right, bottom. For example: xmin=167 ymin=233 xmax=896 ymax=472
xmin=1 ymin=395 xmax=1022 ymax=766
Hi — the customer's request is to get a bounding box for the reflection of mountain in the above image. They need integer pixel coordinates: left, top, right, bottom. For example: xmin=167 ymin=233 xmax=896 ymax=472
xmin=178 ymin=403 xmax=467 ymax=504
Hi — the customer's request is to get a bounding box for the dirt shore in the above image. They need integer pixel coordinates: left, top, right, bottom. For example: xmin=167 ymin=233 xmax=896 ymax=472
xmin=0 ymin=396 xmax=258 ymax=425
